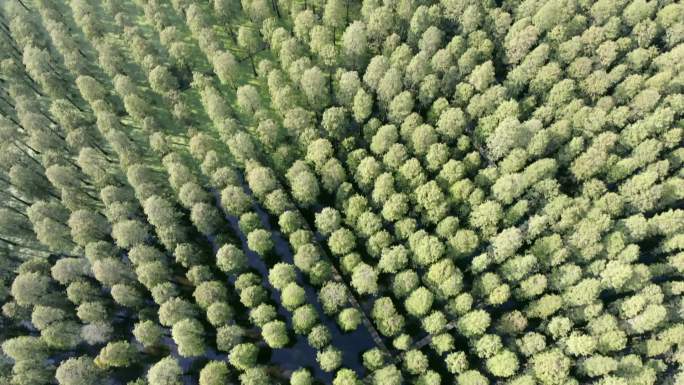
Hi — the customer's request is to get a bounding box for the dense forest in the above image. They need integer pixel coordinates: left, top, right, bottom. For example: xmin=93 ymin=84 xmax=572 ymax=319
xmin=0 ymin=0 xmax=682 ymax=384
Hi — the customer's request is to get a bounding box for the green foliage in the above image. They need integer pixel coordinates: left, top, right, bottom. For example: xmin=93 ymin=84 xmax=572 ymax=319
xmin=317 ymin=346 xmax=343 ymax=372
xmin=56 ymin=356 xmax=102 ymax=385
xmin=133 ymin=320 xmax=163 ymax=348
xmin=404 ymin=286 xmax=434 ymax=317
xmin=94 ymin=341 xmax=137 ymax=369
xmin=262 ymin=320 xmax=289 ymax=348
xmin=2 ymin=1 xmax=682 ymax=384
xmin=403 ymin=350 xmax=428 ymax=374
xmin=229 ymin=343 xmax=259 ymax=371
xmin=172 ymin=318 xmax=206 ymax=357
xmin=148 ymin=357 xmax=183 ymax=385
xmin=199 ymin=361 xmax=230 ymax=385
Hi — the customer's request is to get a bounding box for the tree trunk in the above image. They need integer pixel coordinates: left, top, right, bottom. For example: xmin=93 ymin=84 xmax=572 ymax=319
xmin=0 ymin=190 xmax=31 ymax=207
xmin=345 ymin=0 xmax=349 ymax=24
xmin=249 ymin=55 xmax=257 ymax=76
xmin=13 ymin=142 xmax=44 ymax=170
xmin=272 ymin=0 xmax=281 ymax=18
xmin=16 ymin=0 xmax=31 ymax=11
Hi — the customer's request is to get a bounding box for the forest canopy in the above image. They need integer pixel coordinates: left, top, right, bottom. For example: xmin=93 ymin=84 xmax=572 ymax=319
xmin=0 ymin=0 xmax=683 ymax=384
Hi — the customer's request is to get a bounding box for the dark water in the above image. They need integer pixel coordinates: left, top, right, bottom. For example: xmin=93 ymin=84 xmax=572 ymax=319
xmin=253 ymin=202 xmax=374 ymax=375
xmin=214 ymin=185 xmax=375 ymax=383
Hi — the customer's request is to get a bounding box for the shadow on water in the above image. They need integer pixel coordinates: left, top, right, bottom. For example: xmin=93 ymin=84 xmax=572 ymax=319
xmin=214 ymin=182 xmax=376 ymax=382
xmin=253 ymin=202 xmax=375 ymax=379
xmin=190 ymin=180 xmax=379 ymax=383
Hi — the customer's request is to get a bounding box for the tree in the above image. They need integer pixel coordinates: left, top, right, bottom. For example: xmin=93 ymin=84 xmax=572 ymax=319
xmin=2 ymin=336 xmax=48 ymax=363
xmin=403 ymin=350 xmax=429 ymax=374
xmin=81 ymin=322 xmax=114 ymax=346
xmin=456 ymin=370 xmax=489 ymax=385
xmin=239 ymin=284 xmax=268 ymax=308
xmin=351 ymin=263 xmax=378 ymax=295
xmin=200 ymin=361 xmax=230 ymax=385
xmin=133 ymin=320 xmax=163 ymax=348
xmin=411 ymin=124 xmax=438 ymax=155
xmin=290 ymin=169 xmax=320 ymax=206
xmin=237 ymin=25 xmax=261 ymax=75
xmin=294 ymin=243 xmax=321 ymax=273
xmin=392 ymin=270 xmax=419 ymax=298
xmin=56 ymin=356 xmax=102 ymax=385
xmin=422 ymin=311 xmax=447 ymax=334
xmin=237 ymin=85 xmax=261 ymax=114
xmin=491 ymin=227 xmax=523 ymax=262
xmin=213 ymin=51 xmax=238 ymax=87
xmin=229 ymin=343 xmax=259 ymax=371
xmin=371 ymin=125 xmax=398 ymax=155
xmin=191 ymin=203 xmax=223 ymax=235
xmin=322 ymin=106 xmax=349 ymax=139
xmin=377 ymin=245 xmax=408 ymax=273
xmin=486 ymin=350 xmax=518 ymax=378
xmin=240 ymin=366 xmax=271 ymax=385
xmin=217 ymin=244 xmax=248 ymax=274
xmin=292 ymin=304 xmax=319 ymax=334
xmin=95 ymin=341 xmax=137 ymax=369
xmin=377 ymin=192 xmax=407 ymax=222
xmin=354 ymin=156 xmax=382 ymax=190
xmin=329 ymin=228 xmax=356 ymax=256
xmin=249 ymin=303 xmax=276 ymax=327
xmin=68 ymin=210 xmax=109 ymax=247
xmin=531 ymin=349 xmax=570 ymax=385
xmin=51 ymin=258 xmax=90 ymax=286
xmin=194 ymin=281 xmax=229 ymax=309
xmin=566 ymin=333 xmax=597 ymax=356
xmin=373 ymin=365 xmax=403 ymax=385
xmin=268 ymin=263 xmax=296 ymax=290
xmin=214 ymin=324 xmax=243 ymax=352
xmin=172 ymin=318 xmax=206 ymax=357
xmin=247 ymin=229 xmax=274 ymax=256
xmin=363 ymin=348 xmax=386 ymax=370
xmin=262 ymin=320 xmax=289 ymax=348
xmin=291 ymin=368 xmax=313 ymax=385
xmin=381 ymin=73 xmax=410 ymax=113
xmin=437 ymin=107 xmax=466 ymax=141
xmin=247 ymin=166 xmax=278 ymax=198
xmin=77 ymin=301 xmax=109 ymax=323
xmin=317 ymin=346 xmax=343 ymax=372
xmin=355 ymin=212 xmax=382 ymax=239
xmin=338 ymin=308 xmax=362 ymax=331
xmin=315 ymin=208 xmax=341 ymax=235
xmin=410 ymin=233 xmax=445 ymax=266
xmin=159 ymin=298 xmax=198 ymax=327
xmin=323 ymin=0 xmax=345 ymax=34
xmin=372 ymin=298 xmax=405 ymax=337
xmin=11 ymin=271 xmax=51 ymax=307
xmin=333 ymin=368 xmax=360 ymax=385
xmin=149 ymin=65 xmax=178 ymax=94
xmin=319 ymin=281 xmax=348 ymax=314
xmin=67 ymin=281 xmax=100 ymax=305
xmin=136 ymin=261 xmax=172 ymax=289
xmin=405 ymin=287 xmax=434 ymax=317
xmin=308 ymin=324 xmax=332 ymax=349
xmin=281 ymin=282 xmax=306 ymax=311
xmin=148 ymin=356 xmax=183 ymax=385
xmin=301 ymin=66 xmax=330 ymax=110
xmin=446 ymin=352 xmax=469 ymax=374
xmin=342 ymin=21 xmax=368 ymax=67
xmin=76 ymin=75 xmax=106 ymax=103
xmin=112 ymin=220 xmax=149 ymax=248
xmin=458 ymin=310 xmax=491 ymax=337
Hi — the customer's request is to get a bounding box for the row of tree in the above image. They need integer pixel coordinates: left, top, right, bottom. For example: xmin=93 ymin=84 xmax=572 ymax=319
xmin=0 ymin=0 xmax=682 ymax=384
